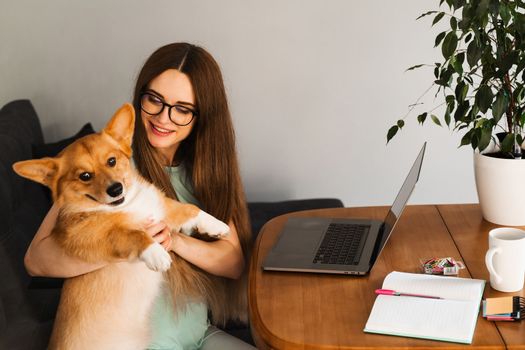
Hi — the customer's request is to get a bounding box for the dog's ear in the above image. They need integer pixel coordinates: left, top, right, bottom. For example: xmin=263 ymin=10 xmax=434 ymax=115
xmin=12 ymin=158 xmax=59 ymax=188
xmin=103 ymin=103 xmax=135 ymax=157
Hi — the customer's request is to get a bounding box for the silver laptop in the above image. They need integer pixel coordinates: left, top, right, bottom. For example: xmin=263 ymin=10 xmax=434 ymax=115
xmin=262 ymin=143 xmax=426 ymax=275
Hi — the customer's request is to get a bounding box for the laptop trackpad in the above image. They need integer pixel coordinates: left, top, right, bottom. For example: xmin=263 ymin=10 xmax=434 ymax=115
xmin=271 ymin=218 xmax=328 ymax=255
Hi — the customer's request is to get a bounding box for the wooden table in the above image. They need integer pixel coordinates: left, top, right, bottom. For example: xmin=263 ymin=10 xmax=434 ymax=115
xmin=248 ymin=204 xmax=525 ymax=350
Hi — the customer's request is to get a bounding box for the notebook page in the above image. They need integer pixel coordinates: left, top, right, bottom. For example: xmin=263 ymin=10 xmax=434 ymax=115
xmin=383 ymin=271 xmax=484 ymax=301
xmin=364 ymin=295 xmax=480 ymax=343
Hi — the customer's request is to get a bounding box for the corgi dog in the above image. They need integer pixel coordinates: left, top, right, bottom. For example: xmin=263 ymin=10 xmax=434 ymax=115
xmin=13 ymin=104 xmax=230 ymax=350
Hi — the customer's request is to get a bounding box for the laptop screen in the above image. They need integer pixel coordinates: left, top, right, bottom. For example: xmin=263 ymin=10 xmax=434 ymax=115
xmin=369 ymin=143 xmax=426 ymax=266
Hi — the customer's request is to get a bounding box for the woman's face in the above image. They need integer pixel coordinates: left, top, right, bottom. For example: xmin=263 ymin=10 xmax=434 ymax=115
xmin=141 ymin=69 xmax=197 ymax=165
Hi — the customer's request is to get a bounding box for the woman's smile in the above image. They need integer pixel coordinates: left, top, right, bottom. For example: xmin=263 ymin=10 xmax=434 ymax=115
xmin=140 ymin=69 xmax=196 ymax=162
xmin=149 ymin=121 xmax=176 ymax=136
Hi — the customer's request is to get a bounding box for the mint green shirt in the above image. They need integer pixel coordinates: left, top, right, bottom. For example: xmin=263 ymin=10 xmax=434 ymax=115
xmin=147 ymin=165 xmax=209 ymax=350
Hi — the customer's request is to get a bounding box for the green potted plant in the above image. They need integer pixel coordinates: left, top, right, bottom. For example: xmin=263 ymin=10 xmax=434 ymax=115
xmin=388 ymin=0 xmax=525 ymax=225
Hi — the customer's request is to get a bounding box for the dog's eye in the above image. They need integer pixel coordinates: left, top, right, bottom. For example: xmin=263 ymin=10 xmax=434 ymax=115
xmin=107 ymin=157 xmax=116 ymax=167
xmin=79 ymin=172 xmax=92 ymax=182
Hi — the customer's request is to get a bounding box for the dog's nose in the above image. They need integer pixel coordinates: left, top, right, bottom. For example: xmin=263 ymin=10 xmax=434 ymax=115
xmin=106 ymin=182 xmax=123 ymax=197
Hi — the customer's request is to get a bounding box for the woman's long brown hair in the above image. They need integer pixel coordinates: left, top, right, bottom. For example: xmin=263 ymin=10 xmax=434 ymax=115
xmin=132 ymin=43 xmax=251 ymax=325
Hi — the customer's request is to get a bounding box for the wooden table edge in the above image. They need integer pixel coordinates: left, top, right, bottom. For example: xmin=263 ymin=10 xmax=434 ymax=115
xmin=248 ymin=215 xmax=299 ymax=350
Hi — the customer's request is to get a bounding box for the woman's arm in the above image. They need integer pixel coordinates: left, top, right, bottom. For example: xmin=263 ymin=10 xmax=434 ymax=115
xmin=170 ymin=220 xmax=245 ymax=279
xmin=25 ymin=200 xmax=242 ymax=278
xmin=24 ymin=203 xmax=107 ymax=278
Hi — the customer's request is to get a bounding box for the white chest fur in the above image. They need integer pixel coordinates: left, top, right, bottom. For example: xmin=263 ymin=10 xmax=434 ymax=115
xmin=106 ymin=175 xmax=166 ymax=224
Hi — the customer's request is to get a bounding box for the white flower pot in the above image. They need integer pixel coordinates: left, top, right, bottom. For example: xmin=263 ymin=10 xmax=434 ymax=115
xmin=474 ymin=152 xmax=525 ymax=226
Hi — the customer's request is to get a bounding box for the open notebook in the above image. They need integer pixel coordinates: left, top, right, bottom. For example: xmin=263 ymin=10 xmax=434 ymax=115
xmin=364 ymin=271 xmax=485 ymax=344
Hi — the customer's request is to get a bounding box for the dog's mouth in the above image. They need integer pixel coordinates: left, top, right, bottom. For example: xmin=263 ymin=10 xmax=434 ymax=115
xmin=109 ymin=197 xmax=125 ymax=206
xmin=85 ymin=194 xmax=125 ymax=206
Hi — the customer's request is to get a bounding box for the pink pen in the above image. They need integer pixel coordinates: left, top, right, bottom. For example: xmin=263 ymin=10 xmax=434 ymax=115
xmin=375 ymin=289 xmax=443 ymax=300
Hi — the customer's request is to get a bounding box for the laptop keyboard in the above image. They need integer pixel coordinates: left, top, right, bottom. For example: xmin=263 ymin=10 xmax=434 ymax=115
xmin=313 ymin=223 xmax=369 ymax=265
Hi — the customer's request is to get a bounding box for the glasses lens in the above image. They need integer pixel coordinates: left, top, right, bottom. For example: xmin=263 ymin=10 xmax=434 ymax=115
xmin=141 ymin=93 xmax=163 ymax=115
xmin=170 ymin=105 xmax=195 ymax=126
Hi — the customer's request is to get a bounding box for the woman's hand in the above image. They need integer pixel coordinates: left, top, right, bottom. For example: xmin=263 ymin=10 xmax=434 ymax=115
xmin=25 ymin=203 xmax=108 ymax=277
xmin=144 ymin=220 xmax=172 ymax=251
xmin=143 ymin=219 xmax=244 ymax=279
xmin=169 ymin=220 xmax=245 ymax=279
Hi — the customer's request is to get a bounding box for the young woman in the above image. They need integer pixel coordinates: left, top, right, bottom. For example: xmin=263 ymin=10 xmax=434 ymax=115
xmin=24 ymin=43 xmax=255 ymax=349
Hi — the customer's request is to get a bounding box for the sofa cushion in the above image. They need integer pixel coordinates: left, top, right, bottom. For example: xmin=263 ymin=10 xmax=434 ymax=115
xmin=0 ymin=100 xmax=44 ymax=144
xmin=0 ymin=101 xmax=49 ymax=281
xmin=0 ymin=100 xmax=59 ymax=349
xmin=32 ymin=122 xmax=95 ymax=159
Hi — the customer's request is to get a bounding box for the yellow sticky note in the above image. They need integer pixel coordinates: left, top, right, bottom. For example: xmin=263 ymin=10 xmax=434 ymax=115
xmin=485 ymin=297 xmax=514 ymax=315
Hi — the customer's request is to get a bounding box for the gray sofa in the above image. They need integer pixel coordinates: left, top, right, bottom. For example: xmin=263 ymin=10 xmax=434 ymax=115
xmin=0 ymin=99 xmax=344 ymax=349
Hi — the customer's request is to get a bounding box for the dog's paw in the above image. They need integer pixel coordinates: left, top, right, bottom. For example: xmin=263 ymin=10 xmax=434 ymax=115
xmin=140 ymin=243 xmax=172 ymax=272
xmin=196 ymin=211 xmax=230 ymax=238
xmin=180 ymin=211 xmax=230 ymax=238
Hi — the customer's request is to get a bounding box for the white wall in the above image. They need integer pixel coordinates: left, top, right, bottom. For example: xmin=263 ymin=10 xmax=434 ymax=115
xmin=0 ymin=0 xmax=479 ymax=206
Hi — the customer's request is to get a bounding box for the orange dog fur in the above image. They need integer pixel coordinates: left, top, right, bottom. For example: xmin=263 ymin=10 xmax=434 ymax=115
xmin=13 ymin=104 xmax=231 ymax=350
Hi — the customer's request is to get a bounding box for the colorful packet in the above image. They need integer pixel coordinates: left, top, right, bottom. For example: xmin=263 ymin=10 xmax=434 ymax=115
xmin=419 ymin=257 xmax=465 ymax=275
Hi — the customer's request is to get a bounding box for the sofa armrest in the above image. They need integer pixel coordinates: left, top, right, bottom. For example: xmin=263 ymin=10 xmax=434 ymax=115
xmin=28 ymin=277 xmax=64 ymax=290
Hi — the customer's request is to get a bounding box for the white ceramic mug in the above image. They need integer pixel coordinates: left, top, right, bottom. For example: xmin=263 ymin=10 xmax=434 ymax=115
xmin=485 ymin=227 xmax=525 ymax=292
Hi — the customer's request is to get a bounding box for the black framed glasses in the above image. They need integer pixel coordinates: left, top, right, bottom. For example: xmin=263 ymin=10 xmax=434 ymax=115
xmin=140 ymin=92 xmax=197 ymax=126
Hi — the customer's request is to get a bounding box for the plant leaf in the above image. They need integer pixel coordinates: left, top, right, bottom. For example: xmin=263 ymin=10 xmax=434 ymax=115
xmin=516 ymin=84 xmax=525 ymax=104
xmin=431 ymin=114 xmax=442 ymax=126
xmin=477 ymin=0 xmax=490 ymax=19
xmin=468 ymin=104 xmax=479 ymax=122
xmin=437 ymin=65 xmax=454 ymax=86
xmin=456 ymin=52 xmax=465 ymax=64
xmin=496 ymin=51 xmax=519 ymax=78
xmin=472 ymin=130 xmax=479 ymax=150
xmin=516 ymin=58 xmax=525 ymax=77
xmin=445 ymin=107 xmax=451 ymax=126
xmin=467 ymin=40 xmax=482 ymax=68
xmin=416 ymin=11 xmax=438 ymax=20
xmin=500 ymin=3 xmax=511 ymax=24
xmin=433 ymin=12 xmax=446 ymax=26
xmin=417 ymin=112 xmax=428 ymax=124
xmin=406 ymin=64 xmax=425 ymax=71
xmin=387 ymin=125 xmax=399 ymax=143
xmin=455 ymin=81 xmax=468 ymax=101
xmin=450 ymin=54 xmax=464 ymax=74
xmin=478 ymin=127 xmax=492 ymax=151
xmin=435 ymin=31 xmax=447 ymax=47
xmin=397 ymin=119 xmax=405 ymax=128
xmin=450 ymin=16 xmax=457 ymax=30
xmin=460 ymin=129 xmax=473 ymax=146
xmin=501 ymin=133 xmax=514 ymax=152
xmin=442 ymin=32 xmax=459 ymax=59
xmin=492 ymin=91 xmax=508 ymax=122
xmin=454 ymin=100 xmax=470 ymax=122
xmin=475 ymin=85 xmax=493 ymax=114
